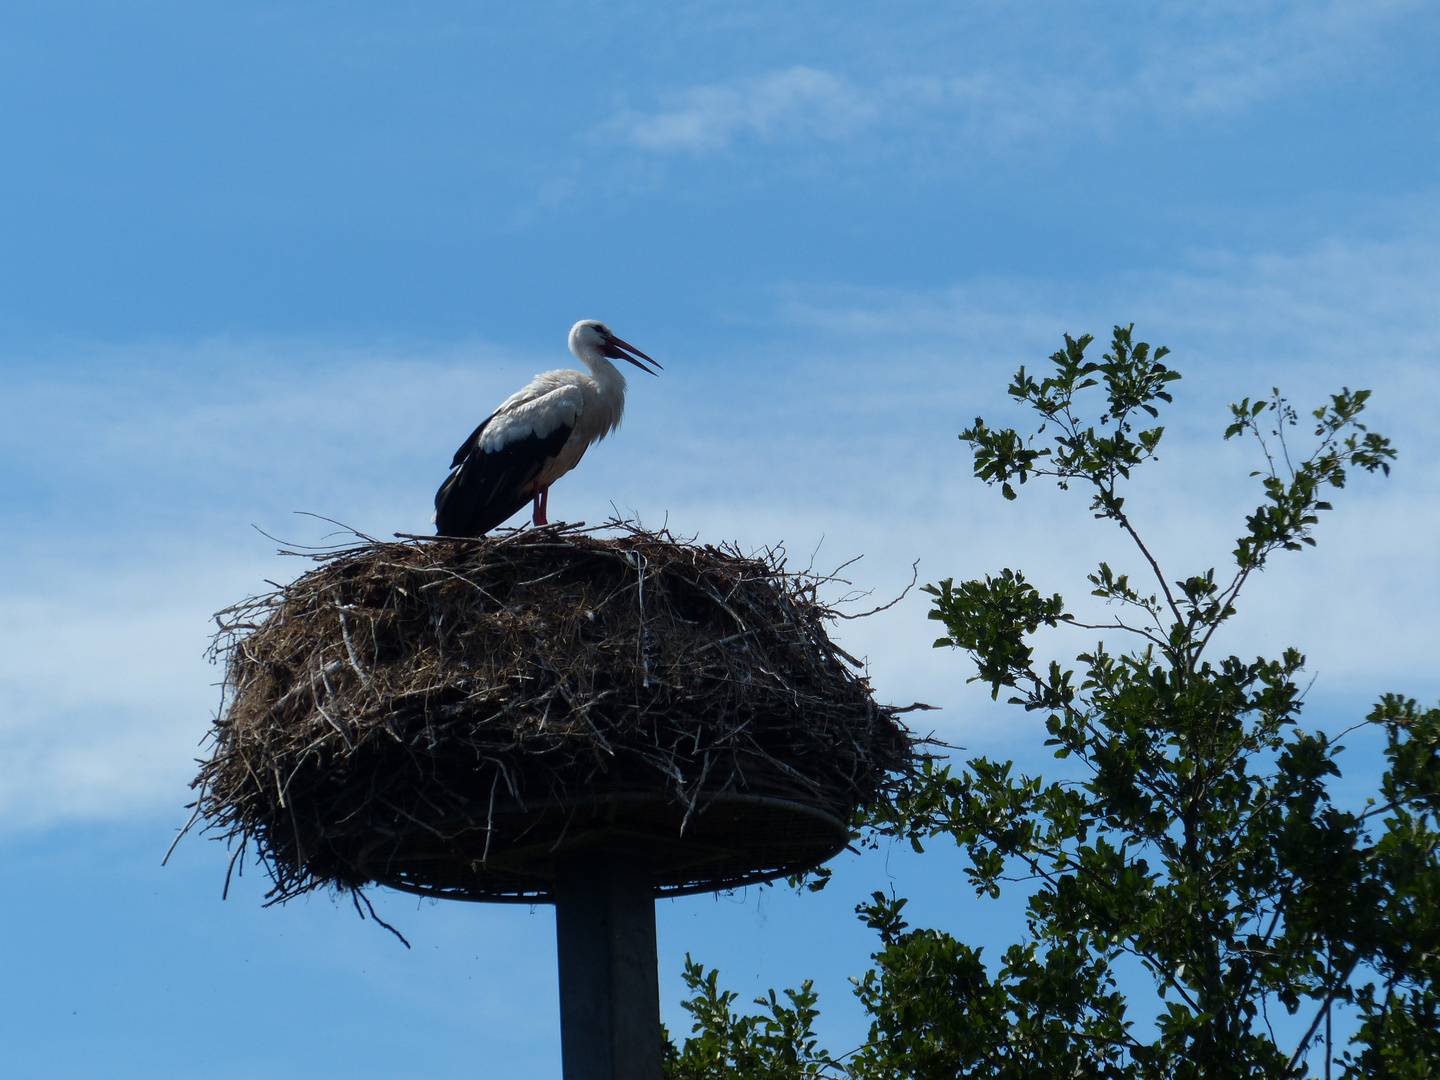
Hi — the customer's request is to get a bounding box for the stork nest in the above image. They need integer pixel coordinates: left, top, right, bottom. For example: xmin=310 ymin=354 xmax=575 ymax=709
xmin=192 ymin=521 xmax=919 ymax=906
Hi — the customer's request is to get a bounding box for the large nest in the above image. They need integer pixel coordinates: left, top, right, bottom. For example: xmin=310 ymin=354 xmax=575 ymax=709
xmin=194 ymin=522 xmax=918 ymax=905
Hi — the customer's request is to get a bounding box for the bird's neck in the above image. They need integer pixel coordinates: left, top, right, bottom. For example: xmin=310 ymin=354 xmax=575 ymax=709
xmin=580 ymin=354 xmax=627 ymax=397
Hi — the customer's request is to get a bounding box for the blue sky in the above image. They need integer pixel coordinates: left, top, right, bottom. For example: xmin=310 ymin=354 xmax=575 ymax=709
xmin=1 ymin=2 xmax=1438 ymax=1075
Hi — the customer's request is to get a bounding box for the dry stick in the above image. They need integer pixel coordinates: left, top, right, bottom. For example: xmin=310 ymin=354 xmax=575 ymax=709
xmin=337 ymin=610 xmax=372 ymax=688
xmin=631 ymin=549 xmax=651 ymax=688
xmin=221 ymin=842 xmax=246 ymax=900
xmin=480 ymin=769 xmax=503 ymax=866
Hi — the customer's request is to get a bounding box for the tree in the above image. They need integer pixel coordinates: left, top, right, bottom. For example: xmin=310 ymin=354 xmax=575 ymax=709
xmin=665 ymin=956 xmax=845 ymax=1080
xmin=665 ymin=325 xmax=1440 ymax=1079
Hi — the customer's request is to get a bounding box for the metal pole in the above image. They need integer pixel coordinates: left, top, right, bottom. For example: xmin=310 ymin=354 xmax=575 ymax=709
xmin=553 ymin=848 xmax=662 ymax=1080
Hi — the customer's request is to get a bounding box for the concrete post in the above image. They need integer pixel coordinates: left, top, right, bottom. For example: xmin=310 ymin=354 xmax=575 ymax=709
xmin=553 ymin=848 xmax=662 ymax=1080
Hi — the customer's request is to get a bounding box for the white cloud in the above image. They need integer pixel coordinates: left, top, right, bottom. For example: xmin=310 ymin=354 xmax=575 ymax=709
xmin=610 ymin=66 xmax=877 ymax=154
xmin=605 ymin=1 xmax=1429 ymax=158
xmin=2 ymin=215 xmax=1437 ymax=829
xmin=760 ymin=227 xmax=1440 ymax=720
xmin=0 ymin=592 xmax=220 ymax=827
xmin=605 ymin=65 xmax=1079 ymax=157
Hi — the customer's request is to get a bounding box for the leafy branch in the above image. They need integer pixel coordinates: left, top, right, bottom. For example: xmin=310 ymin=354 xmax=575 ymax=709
xmin=665 ymin=327 xmax=1433 ymax=1080
xmin=899 ymin=326 xmax=1417 ymax=1078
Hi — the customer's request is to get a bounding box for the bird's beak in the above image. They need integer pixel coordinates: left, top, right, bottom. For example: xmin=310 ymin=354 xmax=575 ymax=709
xmin=603 ymin=336 xmax=662 ymax=376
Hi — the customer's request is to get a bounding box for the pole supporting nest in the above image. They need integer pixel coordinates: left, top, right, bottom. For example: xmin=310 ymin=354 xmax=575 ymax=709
xmin=554 ymin=848 xmax=662 ymax=1080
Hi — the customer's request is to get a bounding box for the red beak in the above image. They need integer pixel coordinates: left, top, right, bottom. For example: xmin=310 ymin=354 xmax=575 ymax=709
xmin=603 ymin=335 xmax=662 ymax=376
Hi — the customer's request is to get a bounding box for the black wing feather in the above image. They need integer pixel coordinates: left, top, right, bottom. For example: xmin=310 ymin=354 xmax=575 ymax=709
xmin=449 ymin=411 xmax=496 ymax=469
xmin=433 ymin=417 xmax=575 ymax=537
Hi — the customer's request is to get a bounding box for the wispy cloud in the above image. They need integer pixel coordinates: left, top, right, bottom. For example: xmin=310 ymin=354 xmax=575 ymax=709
xmin=604 ymin=65 xmax=1082 ymax=157
xmin=614 ymin=66 xmax=877 ymax=154
xmin=765 ymin=224 xmax=1440 ymax=712
xmin=605 ymin=2 xmax=1428 ymax=158
xmin=3 ymin=214 xmax=1438 ymax=829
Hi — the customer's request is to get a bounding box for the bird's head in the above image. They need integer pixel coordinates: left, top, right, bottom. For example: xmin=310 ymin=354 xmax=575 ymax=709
xmin=569 ymin=319 xmax=662 ymax=376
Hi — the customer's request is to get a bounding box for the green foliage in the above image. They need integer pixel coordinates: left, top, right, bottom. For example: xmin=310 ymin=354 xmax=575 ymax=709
xmin=924 ymin=570 xmax=1066 ymax=699
xmin=665 ymin=326 xmax=1435 ymax=1080
xmin=849 ymin=892 xmax=1133 ymax=1079
xmin=665 ymin=955 xmax=847 ymax=1079
xmin=962 ymin=325 xmax=1177 ymax=508
xmin=1340 ymin=697 xmax=1440 ymax=1078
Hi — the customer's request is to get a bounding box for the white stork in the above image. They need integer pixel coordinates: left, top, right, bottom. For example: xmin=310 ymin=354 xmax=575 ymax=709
xmin=433 ymin=320 xmax=661 ymax=537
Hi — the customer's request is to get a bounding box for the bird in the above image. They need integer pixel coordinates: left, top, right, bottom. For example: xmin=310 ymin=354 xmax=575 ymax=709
xmin=433 ymin=320 xmax=661 ymax=537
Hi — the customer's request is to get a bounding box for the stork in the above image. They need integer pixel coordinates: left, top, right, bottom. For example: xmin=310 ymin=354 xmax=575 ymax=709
xmin=433 ymin=320 xmax=661 ymax=537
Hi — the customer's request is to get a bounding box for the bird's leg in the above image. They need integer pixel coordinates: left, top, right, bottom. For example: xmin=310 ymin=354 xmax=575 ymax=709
xmin=533 ymin=485 xmax=550 ymax=526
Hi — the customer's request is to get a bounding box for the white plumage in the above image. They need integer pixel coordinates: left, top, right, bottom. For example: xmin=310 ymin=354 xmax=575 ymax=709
xmin=433 ymin=320 xmax=660 ymax=537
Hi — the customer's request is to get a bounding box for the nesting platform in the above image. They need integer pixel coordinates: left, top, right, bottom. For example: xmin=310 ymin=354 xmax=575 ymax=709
xmin=194 ymin=522 xmax=916 ymax=906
